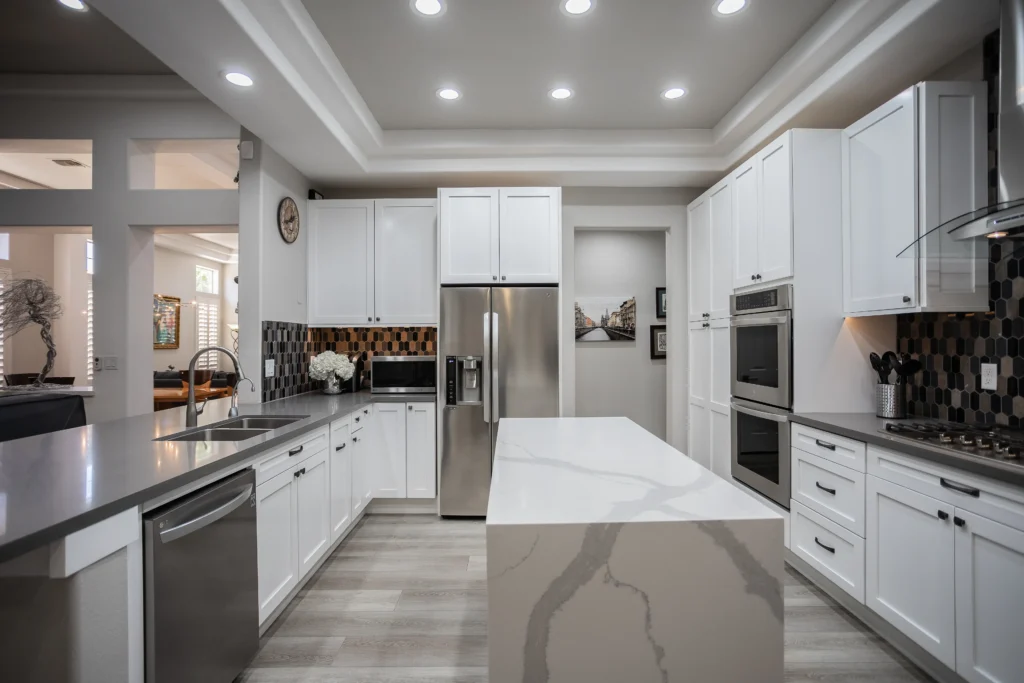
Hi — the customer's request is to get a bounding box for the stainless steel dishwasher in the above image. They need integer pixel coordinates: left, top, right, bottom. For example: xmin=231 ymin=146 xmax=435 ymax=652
xmin=144 ymin=468 xmax=258 ymax=683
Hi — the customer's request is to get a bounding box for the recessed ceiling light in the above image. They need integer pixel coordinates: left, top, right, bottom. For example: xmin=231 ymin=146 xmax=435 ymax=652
xmin=562 ymin=0 xmax=592 ymax=15
xmin=412 ymin=0 xmax=444 ymax=16
xmin=57 ymin=0 xmax=88 ymax=10
xmin=550 ymin=88 xmax=573 ymax=100
xmin=224 ymin=72 xmax=254 ymax=87
xmin=663 ymin=87 xmax=686 ymax=100
xmin=714 ymin=0 xmax=747 ymax=16
xmin=437 ymin=88 xmax=460 ymax=100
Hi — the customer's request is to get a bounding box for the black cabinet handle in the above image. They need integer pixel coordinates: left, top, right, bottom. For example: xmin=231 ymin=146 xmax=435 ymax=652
xmin=814 ymin=439 xmax=836 ymax=451
xmin=756 ymin=274 xmax=762 ymax=280
xmin=293 ymin=467 xmax=305 ymax=478
xmin=335 ymin=444 xmax=346 ymax=451
xmin=815 ymin=482 xmax=836 ymax=495
xmin=352 ymin=436 xmax=358 ymax=443
xmin=940 ymin=478 xmax=980 ymax=498
xmin=954 ymin=516 xmax=966 ymax=528
xmin=902 ymin=295 xmax=911 ymax=303
xmin=814 ymin=537 xmax=836 ymax=554
xmin=408 ymin=405 xmax=413 ymax=410
xmin=364 ymin=409 xmax=369 ymax=414
xmin=355 ymin=416 xmax=360 ymax=422
xmin=376 ymin=317 xmax=380 ymax=321
xmin=288 ymin=445 xmax=304 ymax=456
xmin=751 ymin=275 xmax=756 ymax=281
xmin=937 ymin=510 xmax=949 ymax=520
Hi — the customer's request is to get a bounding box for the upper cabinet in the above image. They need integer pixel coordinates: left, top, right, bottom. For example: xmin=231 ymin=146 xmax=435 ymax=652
xmin=308 ymin=198 xmax=438 ymax=326
xmin=439 ymin=187 xmax=560 ymax=284
xmin=842 ymin=82 xmax=987 ymax=316
xmin=687 ymin=178 xmax=732 ymax=322
xmin=731 ymin=131 xmax=794 ymax=289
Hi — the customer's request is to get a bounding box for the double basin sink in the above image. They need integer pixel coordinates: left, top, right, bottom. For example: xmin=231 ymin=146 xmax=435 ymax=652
xmin=157 ymin=416 xmax=309 ymax=442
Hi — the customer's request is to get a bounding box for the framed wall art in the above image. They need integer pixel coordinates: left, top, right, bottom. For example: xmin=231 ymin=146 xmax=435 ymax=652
xmin=655 ymin=287 xmax=667 ymax=319
xmin=154 ymin=294 xmax=181 ymax=350
xmin=650 ymin=324 xmax=667 ymax=359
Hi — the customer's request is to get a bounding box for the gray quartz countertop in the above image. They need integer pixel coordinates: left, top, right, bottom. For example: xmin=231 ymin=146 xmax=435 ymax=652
xmin=791 ymin=413 xmax=1024 ymax=488
xmin=0 ymin=390 xmax=435 ymax=563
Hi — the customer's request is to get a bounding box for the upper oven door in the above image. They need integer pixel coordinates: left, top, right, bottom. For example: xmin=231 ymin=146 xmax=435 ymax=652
xmin=731 ymin=311 xmax=792 ymax=409
xmin=371 ymin=357 xmax=437 ymax=393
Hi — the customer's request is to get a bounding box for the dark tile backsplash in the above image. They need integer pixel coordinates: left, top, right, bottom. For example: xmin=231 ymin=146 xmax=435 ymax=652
xmin=261 ymin=321 xmax=312 ymax=402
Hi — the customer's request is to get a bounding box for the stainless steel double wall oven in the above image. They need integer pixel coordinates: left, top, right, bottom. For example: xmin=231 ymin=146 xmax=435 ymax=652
xmin=730 ymin=284 xmax=793 ymax=508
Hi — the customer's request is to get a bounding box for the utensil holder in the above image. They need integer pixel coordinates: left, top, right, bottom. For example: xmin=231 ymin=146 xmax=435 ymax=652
xmin=876 ymin=383 xmax=906 ymax=419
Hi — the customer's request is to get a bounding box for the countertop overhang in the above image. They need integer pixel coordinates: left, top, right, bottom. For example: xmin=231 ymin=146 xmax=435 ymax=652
xmin=0 ymin=390 xmax=434 ymax=564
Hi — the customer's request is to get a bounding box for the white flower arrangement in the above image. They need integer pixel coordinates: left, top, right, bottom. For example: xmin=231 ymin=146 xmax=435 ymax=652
xmin=309 ymin=351 xmax=355 ymax=382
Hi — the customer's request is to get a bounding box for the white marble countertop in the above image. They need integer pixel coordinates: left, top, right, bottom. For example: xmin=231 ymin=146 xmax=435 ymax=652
xmin=487 ymin=417 xmax=781 ymax=526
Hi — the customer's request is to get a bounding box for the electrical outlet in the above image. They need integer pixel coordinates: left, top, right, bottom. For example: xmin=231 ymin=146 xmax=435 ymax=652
xmin=981 ymin=363 xmax=998 ymax=391
xmin=264 ymin=359 xmax=275 ymax=378
xmin=93 ymin=357 xmax=102 ymax=371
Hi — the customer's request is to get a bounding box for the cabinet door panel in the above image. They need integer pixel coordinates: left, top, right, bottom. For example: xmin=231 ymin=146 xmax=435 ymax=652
xmin=866 ymin=475 xmax=955 ymax=667
xmin=708 ymin=320 xmax=732 ymax=476
xmin=351 ymin=432 xmax=368 ymax=515
xmin=757 ymin=134 xmax=793 ymax=283
xmin=373 ymin=403 xmax=407 ymax=498
xmin=955 ymin=510 xmax=1024 ymax=683
xmin=439 ymin=189 xmax=499 ymax=284
xmin=688 ymin=323 xmax=711 ymax=469
xmin=732 ymin=161 xmax=760 ymax=288
xmin=842 ymin=88 xmax=918 ymax=313
xmin=375 ymin=200 xmax=438 ymax=324
xmin=499 ymin=188 xmax=559 ymax=284
xmin=329 ymin=422 xmax=353 ymax=542
xmin=308 ymin=201 xmax=374 ymax=325
xmin=256 ymin=469 xmax=298 ymax=624
xmin=687 ymin=197 xmax=710 ymax=322
xmin=709 ymin=182 xmax=733 ymax=320
xmin=296 ymin=450 xmax=330 ymax=577
xmin=406 ymin=402 xmax=437 ymax=499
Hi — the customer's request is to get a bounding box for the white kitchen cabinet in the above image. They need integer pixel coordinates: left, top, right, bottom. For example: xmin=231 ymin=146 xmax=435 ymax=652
xmin=954 ymin=510 xmax=1024 ymax=683
xmin=295 ymin=449 xmax=330 ymax=576
xmin=329 ymin=420 xmax=353 ymax=542
xmin=757 ymin=133 xmax=793 ymax=284
xmin=351 ymin=431 xmax=372 ymax=514
xmin=308 ymin=200 xmax=375 ymax=325
xmin=374 ymin=199 xmax=438 ymax=325
xmin=256 ymin=468 xmax=298 ymax=624
xmin=687 ymin=196 xmax=710 ymax=322
xmin=439 ymin=188 xmax=500 ymax=284
xmin=708 ymin=318 xmax=731 ymax=478
xmin=842 ymin=82 xmax=987 ymax=316
xmin=372 ymin=402 xmax=408 ymax=498
xmin=708 ymin=181 xmax=734 ymax=320
xmin=406 ymin=402 xmax=437 ymax=498
xmin=687 ymin=320 xmax=711 ymax=470
xmin=498 ymin=188 xmax=560 ymax=284
xmin=866 ymin=475 xmax=956 ymax=668
xmin=732 ymin=159 xmax=760 ymax=288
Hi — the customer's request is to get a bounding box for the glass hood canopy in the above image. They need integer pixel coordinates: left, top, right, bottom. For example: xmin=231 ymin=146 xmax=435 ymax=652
xmin=897 ymin=199 xmax=1024 ymax=266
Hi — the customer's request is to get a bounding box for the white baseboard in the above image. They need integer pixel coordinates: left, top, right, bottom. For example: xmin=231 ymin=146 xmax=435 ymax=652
xmin=367 ymin=498 xmax=437 ymax=515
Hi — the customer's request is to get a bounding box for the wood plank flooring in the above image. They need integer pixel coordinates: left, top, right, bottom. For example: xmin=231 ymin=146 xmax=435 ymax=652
xmin=238 ymin=515 xmax=933 ymax=683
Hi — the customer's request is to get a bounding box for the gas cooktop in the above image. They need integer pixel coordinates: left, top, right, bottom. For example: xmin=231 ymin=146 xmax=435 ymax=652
xmin=880 ymin=421 xmax=1024 ymax=467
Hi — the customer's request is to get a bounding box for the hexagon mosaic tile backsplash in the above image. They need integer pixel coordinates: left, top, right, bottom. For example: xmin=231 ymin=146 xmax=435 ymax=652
xmin=897 ymin=242 xmax=1024 ymax=426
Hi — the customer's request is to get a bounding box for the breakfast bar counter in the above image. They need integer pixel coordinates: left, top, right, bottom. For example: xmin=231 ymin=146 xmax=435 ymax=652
xmin=486 ymin=417 xmax=784 ymax=683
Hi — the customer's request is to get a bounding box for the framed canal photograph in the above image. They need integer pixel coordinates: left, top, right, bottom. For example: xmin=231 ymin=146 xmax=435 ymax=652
xmin=154 ymin=294 xmax=181 ymax=350
xmin=574 ymin=297 xmax=636 ymax=342
xmin=655 ymin=287 xmax=667 ymax=319
xmin=650 ymin=324 xmax=667 ymax=359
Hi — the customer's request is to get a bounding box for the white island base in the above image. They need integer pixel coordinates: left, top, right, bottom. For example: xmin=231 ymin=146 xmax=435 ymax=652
xmin=486 ymin=418 xmax=784 ymax=683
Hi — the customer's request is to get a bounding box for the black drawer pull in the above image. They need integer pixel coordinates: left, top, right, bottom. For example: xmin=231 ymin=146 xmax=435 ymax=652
xmin=335 ymin=444 xmax=346 ymax=451
xmin=288 ymin=445 xmax=304 ymax=456
xmin=937 ymin=510 xmax=949 ymax=520
xmin=814 ymin=439 xmax=836 ymax=451
xmin=355 ymin=416 xmax=360 ymax=422
xmin=815 ymin=482 xmax=836 ymax=495
xmin=814 ymin=537 xmax=836 ymax=554
xmin=940 ymin=478 xmax=980 ymax=497
xmin=954 ymin=516 xmax=966 ymax=528
xmin=352 ymin=437 xmax=358 ymax=443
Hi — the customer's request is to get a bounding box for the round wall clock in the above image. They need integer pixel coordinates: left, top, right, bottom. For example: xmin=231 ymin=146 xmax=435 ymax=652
xmin=278 ymin=197 xmax=300 ymax=244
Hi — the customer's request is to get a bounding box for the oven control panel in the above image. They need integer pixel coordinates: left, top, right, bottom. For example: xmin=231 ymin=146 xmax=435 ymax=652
xmin=731 ymin=284 xmax=792 ymax=315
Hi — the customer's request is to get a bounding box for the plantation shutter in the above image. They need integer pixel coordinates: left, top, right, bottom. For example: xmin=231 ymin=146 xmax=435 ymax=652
xmin=196 ymin=300 xmax=219 ymax=370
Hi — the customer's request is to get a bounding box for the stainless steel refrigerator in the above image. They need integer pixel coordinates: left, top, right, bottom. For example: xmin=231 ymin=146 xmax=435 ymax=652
xmin=438 ymin=286 xmax=559 ymax=516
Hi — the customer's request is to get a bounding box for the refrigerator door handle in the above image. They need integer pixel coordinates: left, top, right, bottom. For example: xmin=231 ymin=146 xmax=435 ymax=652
xmin=492 ymin=312 xmax=500 ymax=423
xmin=482 ymin=312 xmax=491 ymax=423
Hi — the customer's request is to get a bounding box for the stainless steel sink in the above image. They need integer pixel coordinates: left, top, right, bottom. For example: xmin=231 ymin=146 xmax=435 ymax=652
xmin=216 ymin=416 xmax=306 ymax=430
xmin=164 ymin=428 xmax=270 ymax=442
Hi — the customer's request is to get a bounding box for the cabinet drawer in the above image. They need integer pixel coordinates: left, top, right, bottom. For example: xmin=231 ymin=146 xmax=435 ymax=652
xmin=350 ymin=406 xmax=371 ymax=433
xmin=255 ymin=428 xmax=328 ymax=486
xmin=329 ymin=414 xmax=351 ymax=432
xmin=792 ymin=449 xmax=865 ymax=536
xmin=792 ymin=423 xmax=866 ymax=472
xmin=791 ymin=500 xmax=865 ymax=603
xmin=868 ymin=445 xmax=1024 ymax=533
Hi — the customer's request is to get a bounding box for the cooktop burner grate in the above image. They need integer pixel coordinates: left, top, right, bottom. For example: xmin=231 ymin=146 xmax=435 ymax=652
xmin=880 ymin=420 xmax=1024 ymax=462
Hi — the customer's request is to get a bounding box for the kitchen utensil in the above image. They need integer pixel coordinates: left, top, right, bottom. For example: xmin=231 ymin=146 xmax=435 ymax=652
xmin=882 ymin=351 xmax=902 ymax=379
xmin=870 ymin=352 xmax=889 ymax=384
xmin=897 ymin=359 xmax=922 ymax=384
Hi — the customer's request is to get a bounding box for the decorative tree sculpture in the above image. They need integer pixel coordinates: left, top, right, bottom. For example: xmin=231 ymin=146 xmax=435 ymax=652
xmin=0 ymin=278 xmax=64 ymax=387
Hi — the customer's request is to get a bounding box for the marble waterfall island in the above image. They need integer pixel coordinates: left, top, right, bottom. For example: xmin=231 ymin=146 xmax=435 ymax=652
xmin=486 ymin=417 xmax=784 ymax=683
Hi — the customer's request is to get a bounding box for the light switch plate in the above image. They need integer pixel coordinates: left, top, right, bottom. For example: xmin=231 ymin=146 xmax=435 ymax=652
xmin=264 ymin=359 xmax=275 ymax=378
xmin=981 ymin=363 xmax=998 ymax=391
xmin=101 ymin=356 xmax=118 ymax=370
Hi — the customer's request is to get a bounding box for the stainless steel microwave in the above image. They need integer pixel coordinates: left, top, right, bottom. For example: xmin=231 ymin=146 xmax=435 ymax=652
xmin=730 ymin=284 xmax=792 ymax=410
xmin=371 ymin=356 xmax=436 ymax=394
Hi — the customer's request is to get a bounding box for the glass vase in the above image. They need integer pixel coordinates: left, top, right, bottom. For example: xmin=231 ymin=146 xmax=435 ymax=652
xmin=322 ymin=375 xmax=342 ymax=395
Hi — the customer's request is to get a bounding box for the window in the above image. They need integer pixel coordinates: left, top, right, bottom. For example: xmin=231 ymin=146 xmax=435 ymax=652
xmin=86 ymin=288 xmax=94 ymax=383
xmin=195 ymin=265 xmax=218 ymax=295
xmin=85 ymin=240 xmax=94 ymax=275
xmin=195 ymin=300 xmax=219 ymax=370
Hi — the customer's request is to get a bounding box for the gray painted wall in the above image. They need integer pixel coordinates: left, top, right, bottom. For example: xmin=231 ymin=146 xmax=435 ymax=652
xmin=574 ymin=230 xmax=667 ymax=439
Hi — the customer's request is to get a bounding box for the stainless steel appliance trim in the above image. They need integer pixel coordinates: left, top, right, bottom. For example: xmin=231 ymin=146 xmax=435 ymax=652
xmin=371 ymin=355 xmax=437 ymax=362
xmin=729 ymin=283 xmax=793 ymax=316
xmin=730 ymin=398 xmax=792 ymax=509
xmin=159 ymin=483 xmax=253 ymax=543
xmin=730 ymin=310 xmax=793 ymax=410
xmin=483 ymin=312 xmax=491 ymax=423
xmin=491 ymin=311 xmax=500 ymax=424
xmin=371 ymin=386 xmax=437 ymax=394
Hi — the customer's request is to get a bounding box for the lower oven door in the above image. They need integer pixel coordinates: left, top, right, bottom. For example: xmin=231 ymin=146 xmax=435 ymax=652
xmin=731 ymin=398 xmax=791 ymax=509
xmin=731 ymin=312 xmax=791 ymax=409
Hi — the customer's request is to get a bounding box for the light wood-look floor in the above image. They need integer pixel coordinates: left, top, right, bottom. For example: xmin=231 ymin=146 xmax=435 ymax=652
xmin=238 ymin=515 xmax=933 ymax=683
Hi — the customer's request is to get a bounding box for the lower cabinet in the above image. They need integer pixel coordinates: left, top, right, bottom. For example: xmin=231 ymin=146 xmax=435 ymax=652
xmin=256 ymin=467 xmax=299 ymax=624
xmin=329 ymin=420 xmax=353 ymax=543
xmin=295 ymin=449 xmax=331 ymax=577
xmin=369 ymin=402 xmax=438 ymax=500
xmin=351 ymin=431 xmax=372 ymax=514
xmin=407 ymin=402 xmax=437 ymax=498
xmin=373 ymin=403 xmax=408 ymax=498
